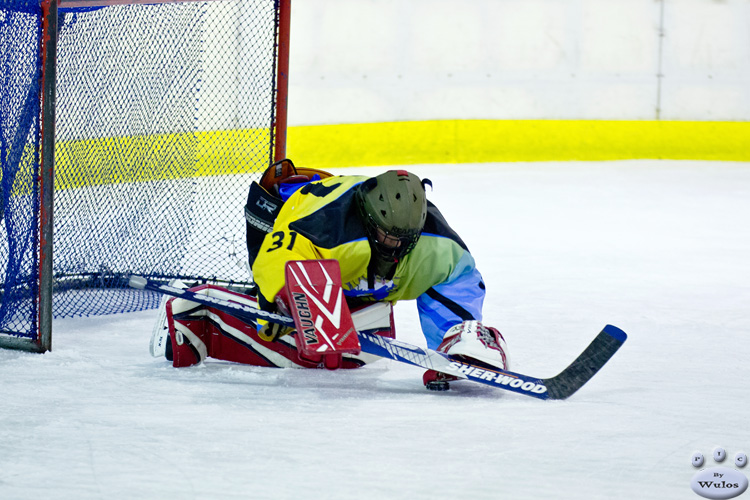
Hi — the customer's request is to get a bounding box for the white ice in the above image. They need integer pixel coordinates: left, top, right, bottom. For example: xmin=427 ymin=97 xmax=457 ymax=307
xmin=2 ymin=161 xmax=749 ymax=500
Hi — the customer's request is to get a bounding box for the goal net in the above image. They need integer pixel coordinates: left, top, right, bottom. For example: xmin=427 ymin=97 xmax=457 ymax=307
xmin=0 ymin=0 xmax=288 ymax=350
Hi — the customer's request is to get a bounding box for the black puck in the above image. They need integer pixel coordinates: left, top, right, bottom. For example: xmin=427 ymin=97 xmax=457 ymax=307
xmin=425 ymin=380 xmax=450 ymax=391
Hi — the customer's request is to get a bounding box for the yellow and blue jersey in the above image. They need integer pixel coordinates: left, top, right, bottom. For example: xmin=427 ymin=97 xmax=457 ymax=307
xmin=251 ymin=175 xmax=486 ymax=349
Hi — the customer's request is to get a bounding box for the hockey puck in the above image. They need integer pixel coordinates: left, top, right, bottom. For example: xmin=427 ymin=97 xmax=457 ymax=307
xmin=425 ymin=380 xmax=450 ymax=391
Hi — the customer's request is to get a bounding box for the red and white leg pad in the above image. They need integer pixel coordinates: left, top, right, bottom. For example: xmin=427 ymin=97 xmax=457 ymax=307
xmin=166 ymin=284 xmax=314 ymax=368
xmin=164 ymin=283 xmax=394 ymax=369
xmin=165 ymin=284 xmax=261 ymax=368
xmin=168 ymin=309 xmax=209 ymax=367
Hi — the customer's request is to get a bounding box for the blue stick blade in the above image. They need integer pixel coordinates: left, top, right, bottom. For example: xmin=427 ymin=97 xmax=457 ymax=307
xmin=603 ymin=324 xmax=628 ymax=343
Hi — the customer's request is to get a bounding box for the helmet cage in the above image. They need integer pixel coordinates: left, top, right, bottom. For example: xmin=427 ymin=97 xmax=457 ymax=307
xmin=360 ymin=209 xmax=422 ymax=260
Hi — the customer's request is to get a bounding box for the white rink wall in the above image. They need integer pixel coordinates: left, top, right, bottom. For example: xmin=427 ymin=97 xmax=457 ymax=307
xmin=287 ymin=0 xmax=750 ymax=125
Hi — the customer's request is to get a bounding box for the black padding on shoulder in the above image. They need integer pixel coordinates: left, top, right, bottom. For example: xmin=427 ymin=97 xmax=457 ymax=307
xmin=245 ymin=181 xmax=282 ymax=267
xmin=289 ymin=188 xmax=368 ymax=249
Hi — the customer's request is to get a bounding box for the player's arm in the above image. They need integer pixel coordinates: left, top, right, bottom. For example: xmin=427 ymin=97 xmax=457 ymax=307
xmin=415 ymin=250 xmax=486 ymax=349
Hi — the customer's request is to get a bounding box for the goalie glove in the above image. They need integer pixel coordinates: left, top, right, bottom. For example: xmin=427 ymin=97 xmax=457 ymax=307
xmin=256 ymin=291 xmax=297 ymax=342
xmin=438 ymin=320 xmax=509 ymax=370
xmin=424 ymin=320 xmax=509 ymax=391
xmin=257 ymin=319 xmax=295 ymax=342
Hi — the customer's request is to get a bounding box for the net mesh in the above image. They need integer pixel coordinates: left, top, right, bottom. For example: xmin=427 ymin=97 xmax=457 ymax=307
xmin=1 ymin=0 xmax=280 ymax=340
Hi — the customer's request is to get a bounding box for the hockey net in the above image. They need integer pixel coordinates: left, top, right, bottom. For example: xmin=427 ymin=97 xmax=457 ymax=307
xmin=0 ymin=0 xmax=287 ymax=349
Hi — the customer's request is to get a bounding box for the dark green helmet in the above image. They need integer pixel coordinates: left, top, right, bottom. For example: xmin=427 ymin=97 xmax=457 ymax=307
xmin=356 ymin=170 xmax=428 ymax=260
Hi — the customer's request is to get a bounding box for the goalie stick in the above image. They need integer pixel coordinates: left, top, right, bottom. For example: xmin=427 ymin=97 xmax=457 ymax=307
xmin=129 ymin=275 xmax=626 ymax=400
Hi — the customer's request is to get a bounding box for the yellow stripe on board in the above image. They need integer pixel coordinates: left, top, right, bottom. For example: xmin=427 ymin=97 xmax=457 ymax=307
xmin=287 ymin=120 xmax=750 ymax=169
xmin=43 ymin=119 xmax=749 ymax=192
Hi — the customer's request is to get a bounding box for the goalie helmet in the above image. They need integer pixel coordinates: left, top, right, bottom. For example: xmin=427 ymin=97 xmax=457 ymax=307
xmin=356 ymin=170 xmax=428 ymax=261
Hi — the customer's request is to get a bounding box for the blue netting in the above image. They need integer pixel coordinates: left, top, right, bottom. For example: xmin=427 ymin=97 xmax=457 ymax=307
xmin=0 ymin=0 xmax=42 ymax=338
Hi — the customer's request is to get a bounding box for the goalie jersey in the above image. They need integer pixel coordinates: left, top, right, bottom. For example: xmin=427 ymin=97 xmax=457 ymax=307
xmin=252 ymin=175 xmax=486 ymax=349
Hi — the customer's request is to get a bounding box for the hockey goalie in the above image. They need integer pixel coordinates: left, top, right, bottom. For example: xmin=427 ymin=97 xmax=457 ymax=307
xmin=151 ymin=159 xmax=509 ymax=389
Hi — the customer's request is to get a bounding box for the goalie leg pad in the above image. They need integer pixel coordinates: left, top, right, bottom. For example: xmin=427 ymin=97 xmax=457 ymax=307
xmin=165 ymin=285 xmax=301 ymax=368
xmin=165 ymin=283 xmax=396 ymax=370
xmin=164 ymin=284 xmax=367 ymax=369
xmin=167 ymin=298 xmax=208 ymax=368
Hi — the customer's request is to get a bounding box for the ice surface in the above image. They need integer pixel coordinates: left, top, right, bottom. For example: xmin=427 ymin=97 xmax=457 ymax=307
xmin=2 ymin=161 xmax=749 ymax=499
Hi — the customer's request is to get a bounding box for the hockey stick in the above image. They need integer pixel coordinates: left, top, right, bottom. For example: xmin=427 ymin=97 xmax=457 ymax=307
xmin=129 ymin=275 xmax=626 ymax=399
xmin=128 ymin=275 xmax=294 ymax=327
xmin=357 ymin=326 xmax=626 ymax=399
